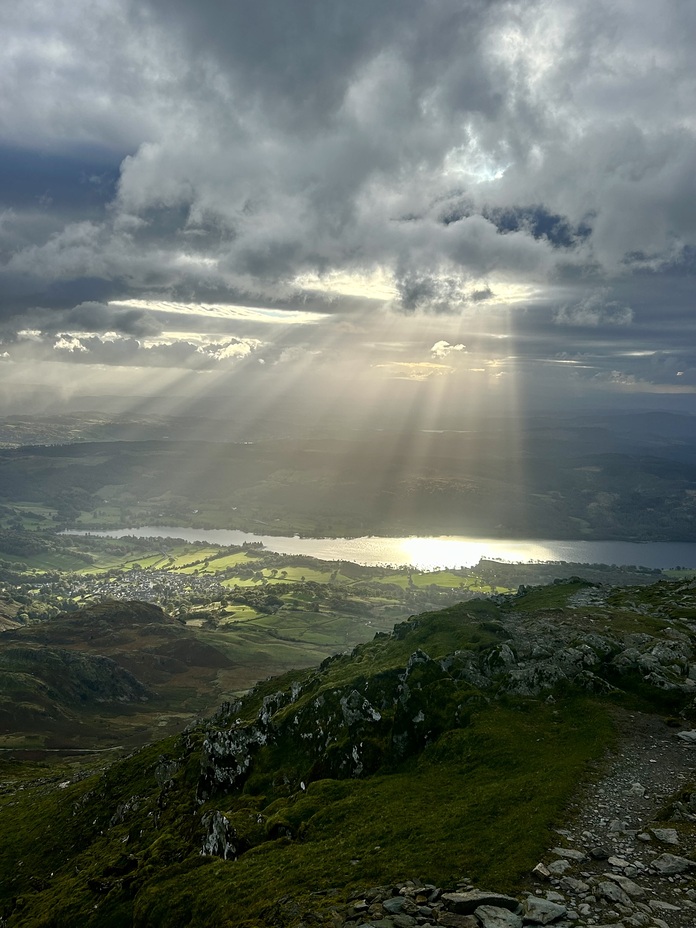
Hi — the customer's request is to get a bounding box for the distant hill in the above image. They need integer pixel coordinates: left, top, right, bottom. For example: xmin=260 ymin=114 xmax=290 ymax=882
xmin=0 ymin=600 xmax=350 ymax=750
xmin=0 ymin=644 xmax=151 ymax=735
xmin=2 ymin=411 xmax=696 ymax=540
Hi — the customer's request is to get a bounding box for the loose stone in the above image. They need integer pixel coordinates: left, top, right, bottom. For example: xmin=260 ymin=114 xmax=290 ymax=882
xmin=650 ymin=828 xmax=679 ymax=845
xmin=607 ymin=857 xmax=630 ymax=869
xmin=551 ymin=848 xmax=587 ymax=862
xmin=442 ymin=892 xmax=521 ymax=916
xmin=597 ymin=881 xmax=633 ymax=907
xmin=523 ymin=896 xmax=568 ymax=924
xmin=475 ymin=904 xmax=524 ymax=928
xmin=650 ymin=853 xmax=696 ymax=875
xmin=603 ymin=873 xmax=646 ymax=899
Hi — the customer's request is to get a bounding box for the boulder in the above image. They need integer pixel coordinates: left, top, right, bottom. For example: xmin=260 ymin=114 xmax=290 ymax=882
xmin=441 ymin=891 xmax=520 ymax=915
xmin=522 ymin=897 xmax=567 ymax=924
xmin=650 ymin=828 xmax=679 ymax=845
xmin=650 ymin=853 xmax=696 ymax=874
xmin=475 ymin=905 xmax=523 ymax=928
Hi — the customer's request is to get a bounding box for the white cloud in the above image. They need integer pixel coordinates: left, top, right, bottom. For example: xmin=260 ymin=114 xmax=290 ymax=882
xmin=54 ymin=335 xmax=88 ymax=352
xmin=430 ymin=340 xmax=466 ymax=359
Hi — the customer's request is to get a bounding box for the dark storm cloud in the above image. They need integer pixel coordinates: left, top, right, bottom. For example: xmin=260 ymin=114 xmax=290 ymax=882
xmin=0 ymin=300 xmax=158 ymax=340
xmin=139 ymin=0 xmax=502 ymax=129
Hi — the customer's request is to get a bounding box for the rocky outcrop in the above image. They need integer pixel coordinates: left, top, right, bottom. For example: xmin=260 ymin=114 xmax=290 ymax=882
xmin=200 ymin=810 xmax=238 ymax=860
xmin=197 ymin=583 xmax=696 ymax=810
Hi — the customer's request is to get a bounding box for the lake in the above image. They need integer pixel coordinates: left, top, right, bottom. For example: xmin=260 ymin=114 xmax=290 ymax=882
xmin=68 ymin=527 xmax=696 ymax=571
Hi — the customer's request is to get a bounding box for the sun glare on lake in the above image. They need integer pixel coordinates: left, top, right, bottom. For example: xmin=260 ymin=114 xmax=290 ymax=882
xmin=398 ymin=536 xmax=562 ymax=570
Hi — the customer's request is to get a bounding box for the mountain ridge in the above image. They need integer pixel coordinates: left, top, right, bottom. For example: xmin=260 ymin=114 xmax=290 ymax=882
xmin=1 ymin=577 xmax=695 ymax=926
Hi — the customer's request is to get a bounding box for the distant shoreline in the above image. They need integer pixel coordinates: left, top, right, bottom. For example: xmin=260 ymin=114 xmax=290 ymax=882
xmin=63 ymin=527 xmax=696 ymax=571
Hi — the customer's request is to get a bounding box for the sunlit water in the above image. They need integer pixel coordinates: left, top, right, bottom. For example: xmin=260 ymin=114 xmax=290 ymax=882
xmin=66 ymin=527 xmax=696 ymax=570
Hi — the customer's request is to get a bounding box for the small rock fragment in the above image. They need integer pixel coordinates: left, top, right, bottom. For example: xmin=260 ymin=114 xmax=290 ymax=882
xmin=550 ymin=847 xmax=586 ymax=862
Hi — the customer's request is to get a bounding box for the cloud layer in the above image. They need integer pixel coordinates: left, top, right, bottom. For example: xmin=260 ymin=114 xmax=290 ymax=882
xmin=1 ymin=0 xmax=695 ymax=404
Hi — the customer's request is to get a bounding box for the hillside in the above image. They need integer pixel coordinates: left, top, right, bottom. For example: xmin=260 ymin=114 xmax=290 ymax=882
xmin=0 ymin=601 xmax=341 ymax=750
xmin=1 ymin=578 xmax=696 ymax=926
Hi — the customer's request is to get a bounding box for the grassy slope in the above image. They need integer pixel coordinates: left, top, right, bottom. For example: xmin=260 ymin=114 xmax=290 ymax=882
xmin=0 ymin=582 xmax=656 ymax=928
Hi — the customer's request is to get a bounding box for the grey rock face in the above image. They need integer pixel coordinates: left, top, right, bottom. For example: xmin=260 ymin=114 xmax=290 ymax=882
xmin=200 ymin=810 xmax=237 ymax=860
xmin=340 ymin=689 xmax=382 ymax=726
xmin=199 ymin=721 xmax=269 ymax=798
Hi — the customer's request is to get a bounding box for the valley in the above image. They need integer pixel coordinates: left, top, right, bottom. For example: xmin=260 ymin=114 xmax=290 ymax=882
xmin=2 ymin=411 xmax=696 ymax=543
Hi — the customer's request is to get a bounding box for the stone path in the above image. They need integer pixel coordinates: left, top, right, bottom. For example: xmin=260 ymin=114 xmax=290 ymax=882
xmin=330 ymin=711 xmax=696 ymax=928
xmin=522 ymin=710 xmax=696 ymax=928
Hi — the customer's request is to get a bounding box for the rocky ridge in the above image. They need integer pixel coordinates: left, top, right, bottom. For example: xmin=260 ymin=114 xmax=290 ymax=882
xmin=198 ymin=580 xmax=696 ymax=809
xmin=194 ymin=580 xmax=696 ymax=927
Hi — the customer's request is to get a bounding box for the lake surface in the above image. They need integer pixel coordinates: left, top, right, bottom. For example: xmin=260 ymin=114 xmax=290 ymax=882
xmin=69 ymin=526 xmax=696 ymax=571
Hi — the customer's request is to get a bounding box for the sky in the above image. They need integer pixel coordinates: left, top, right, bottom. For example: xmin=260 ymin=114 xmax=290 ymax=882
xmin=1 ymin=0 xmax=695 ymax=424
